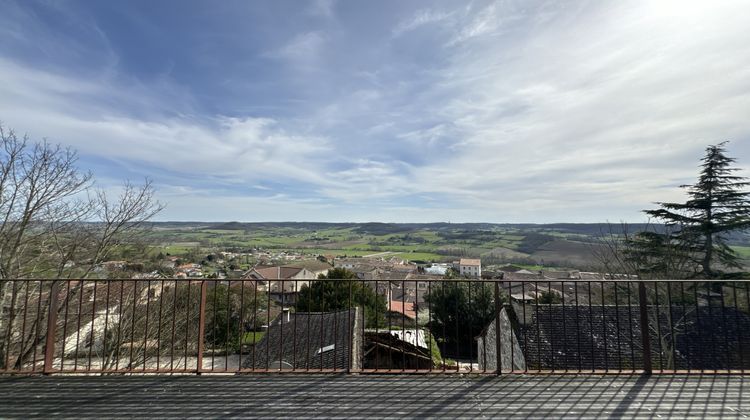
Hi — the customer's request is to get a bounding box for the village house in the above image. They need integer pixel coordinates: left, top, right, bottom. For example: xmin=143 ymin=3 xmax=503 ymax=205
xmin=243 ymin=265 xmax=317 ymax=305
xmin=364 ymin=329 xmax=433 ymax=370
xmin=456 ymin=258 xmax=482 ymax=278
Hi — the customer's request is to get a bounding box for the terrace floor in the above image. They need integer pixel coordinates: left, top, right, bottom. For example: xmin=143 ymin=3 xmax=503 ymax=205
xmin=1 ymin=374 xmax=748 ymax=418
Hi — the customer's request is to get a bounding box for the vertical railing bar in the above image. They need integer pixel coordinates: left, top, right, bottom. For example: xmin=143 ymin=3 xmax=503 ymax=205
xmin=414 ymin=279 xmax=419 ymax=371
xmin=467 ymin=281 xmax=473 ymax=374
xmin=653 ymin=281 xmax=663 ymax=372
xmin=86 ymin=281 xmax=98 ymax=372
xmin=3 ymin=281 xmax=18 ymax=371
xmin=575 ymin=281 xmax=581 ymax=372
xmin=184 ymin=280 xmax=191 ymax=372
xmin=333 ymin=280 xmax=338 ymax=372
xmin=374 ymin=279 xmax=379 ymax=372
xmin=129 ymin=280 xmax=137 ymax=372
xmin=588 ymin=281 xmax=594 ymax=372
xmin=401 ymin=280 xmax=408 ymax=372
xmin=744 ymin=281 xmax=750 ymax=373
xmin=319 ymin=279 xmax=324 ymax=372
xmin=251 ymin=280 xmax=258 ymax=372
xmin=427 ymin=281 xmax=432 ymax=373
xmin=425 ymin=279 xmax=430 ymax=373
xmin=507 ymin=280 xmax=512 ymax=373
xmin=680 ymin=281 xmax=690 ymax=373
xmin=522 ymin=282 xmax=528 ymax=373
xmin=238 ymin=279 xmax=246 ymax=372
xmin=549 ymin=281 xmax=555 ymax=372
xmin=143 ymin=280 xmax=151 ymax=372
xmin=652 ymin=281 xmax=664 ymax=371
xmin=637 ymin=281 xmax=652 ymax=375
xmin=211 ymin=281 xmax=218 ymax=371
xmin=454 ymin=280 xmax=459 ymax=372
xmin=225 ymin=280 xmax=232 ymax=372
xmin=705 ymin=281 xmax=715 ymax=373
xmin=20 ymin=282 xmax=29 ymax=371
xmin=388 ymin=281 xmax=393 ymax=372
xmin=666 ymin=282 xmax=676 ymax=371
xmin=268 ymin=280 xmax=273 ymax=372
xmin=291 ymin=280 xmax=298 ymax=372
xmin=535 ymin=281 xmax=541 ymax=372
xmin=601 ymin=282 xmax=607 ymax=373
xmin=442 ymin=281 xmax=446 ymax=372
xmin=693 ymin=282 xmax=702 ymax=373
xmin=561 ymin=280 xmax=567 ymax=373
xmin=626 ymin=281 xmax=635 ymax=371
xmin=479 ymin=280 xmax=485 ymax=373
xmin=361 ymin=278 xmax=365 ymax=372
xmin=494 ymin=281 xmax=501 ymax=375
xmin=74 ymin=280 xmax=85 ymax=371
xmin=34 ymin=281 xmax=44 ymax=371
xmin=279 ymin=280 xmax=284 ymax=372
xmin=157 ymin=280 xmax=165 ymax=371
xmin=347 ymin=279 xmax=352 ymax=373
xmin=305 ymin=279 xmax=311 ymax=372
xmin=196 ymin=280 xmax=207 ymax=374
xmin=170 ymin=280 xmax=177 ymax=373
xmin=60 ymin=280 xmax=72 ymax=372
xmin=733 ymin=282 xmax=744 ymax=373
xmin=719 ymin=284 xmax=730 ymax=373
xmin=614 ymin=281 xmax=622 ymax=372
xmin=43 ymin=281 xmax=60 ymax=375
xmin=115 ymin=281 xmax=124 ymax=371
xmin=102 ymin=280 xmax=112 ymax=373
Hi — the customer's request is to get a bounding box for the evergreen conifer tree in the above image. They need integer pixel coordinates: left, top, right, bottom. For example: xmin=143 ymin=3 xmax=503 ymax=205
xmin=645 ymin=142 xmax=750 ymax=277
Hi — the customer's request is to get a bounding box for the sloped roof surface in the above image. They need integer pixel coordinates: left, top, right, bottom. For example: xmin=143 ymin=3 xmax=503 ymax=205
xmin=244 ymin=309 xmax=358 ymax=370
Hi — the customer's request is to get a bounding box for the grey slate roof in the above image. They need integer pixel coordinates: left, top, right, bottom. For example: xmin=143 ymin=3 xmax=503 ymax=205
xmin=516 ymin=304 xmax=750 ymax=371
xmin=243 ymin=308 xmax=362 ymax=370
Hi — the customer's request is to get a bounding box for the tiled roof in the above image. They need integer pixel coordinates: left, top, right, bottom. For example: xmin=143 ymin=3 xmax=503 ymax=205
xmin=248 ymin=266 xmax=303 ymax=279
xmin=388 ymin=300 xmax=417 ymax=320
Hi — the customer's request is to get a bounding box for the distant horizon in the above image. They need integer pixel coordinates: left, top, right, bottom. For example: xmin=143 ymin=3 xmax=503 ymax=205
xmin=147 ymin=219 xmax=658 ymax=225
xmin=2 ymin=0 xmax=749 ymax=222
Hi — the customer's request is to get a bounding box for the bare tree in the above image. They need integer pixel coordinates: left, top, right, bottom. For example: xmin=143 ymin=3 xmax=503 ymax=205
xmin=590 ymin=221 xmax=697 ymax=280
xmin=590 ymin=222 xmax=709 ymax=369
xmin=0 ymin=124 xmax=164 ymax=369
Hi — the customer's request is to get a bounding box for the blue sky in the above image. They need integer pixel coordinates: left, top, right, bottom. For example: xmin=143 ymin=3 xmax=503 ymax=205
xmin=1 ymin=0 xmax=749 ymax=223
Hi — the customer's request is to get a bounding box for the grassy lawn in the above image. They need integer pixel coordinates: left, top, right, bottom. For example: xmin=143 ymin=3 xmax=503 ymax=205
xmin=394 ymin=252 xmax=448 ymax=262
xmin=732 ymin=246 xmax=750 ymax=259
xmin=242 ymin=331 xmax=266 ymax=344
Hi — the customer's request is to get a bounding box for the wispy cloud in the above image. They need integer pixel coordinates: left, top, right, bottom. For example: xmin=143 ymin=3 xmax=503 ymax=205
xmin=392 ymin=8 xmax=454 ymax=37
xmin=0 ymin=0 xmax=749 ymax=222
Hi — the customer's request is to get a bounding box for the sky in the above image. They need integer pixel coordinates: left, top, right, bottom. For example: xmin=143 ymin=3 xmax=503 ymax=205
xmin=0 ymin=0 xmax=749 ymax=223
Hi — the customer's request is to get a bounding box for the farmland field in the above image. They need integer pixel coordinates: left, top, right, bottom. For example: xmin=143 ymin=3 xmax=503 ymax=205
xmin=143 ymin=222 xmax=750 ymax=271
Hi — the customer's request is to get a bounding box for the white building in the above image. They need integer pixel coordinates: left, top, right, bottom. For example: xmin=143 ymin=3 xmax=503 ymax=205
xmin=457 ymin=258 xmax=481 ymax=278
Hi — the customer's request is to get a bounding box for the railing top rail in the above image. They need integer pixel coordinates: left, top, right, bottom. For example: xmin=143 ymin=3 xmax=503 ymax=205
xmin=2 ymin=278 xmax=747 ymax=282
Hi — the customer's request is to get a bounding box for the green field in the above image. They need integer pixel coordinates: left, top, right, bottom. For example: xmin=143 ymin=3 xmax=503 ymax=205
xmin=733 ymin=246 xmax=750 ymax=260
xmin=242 ymin=331 xmax=265 ymax=345
xmin=142 ymin=222 xmax=750 ymax=271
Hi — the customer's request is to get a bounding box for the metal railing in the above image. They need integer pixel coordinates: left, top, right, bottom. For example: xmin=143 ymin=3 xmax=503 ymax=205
xmin=0 ymin=278 xmax=748 ymax=375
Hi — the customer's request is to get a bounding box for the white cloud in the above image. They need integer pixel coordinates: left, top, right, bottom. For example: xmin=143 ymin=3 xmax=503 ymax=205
xmin=268 ymin=31 xmax=327 ymax=67
xmin=2 ymin=0 xmax=749 ymax=222
xmin=392 ymin=9 xmax=454 ymax=37
xmin=309 ymin=0 xmax=337 ymax=19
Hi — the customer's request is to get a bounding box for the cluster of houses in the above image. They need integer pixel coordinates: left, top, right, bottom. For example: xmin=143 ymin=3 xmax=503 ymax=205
xmin=9 ymin=252 xmax=748 ymax=374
